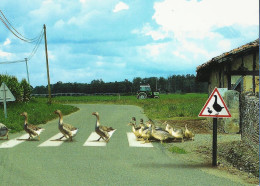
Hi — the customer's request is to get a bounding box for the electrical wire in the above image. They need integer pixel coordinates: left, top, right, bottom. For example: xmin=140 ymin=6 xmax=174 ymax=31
xmin=0 ymin=10 xmax=42 ymax=43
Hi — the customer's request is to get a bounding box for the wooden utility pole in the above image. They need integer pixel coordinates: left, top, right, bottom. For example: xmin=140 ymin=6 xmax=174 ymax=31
xmin=43 ymin=24 xmax=51 ymax=104
xmin=24 ymin=58 xmax=30 ymax=85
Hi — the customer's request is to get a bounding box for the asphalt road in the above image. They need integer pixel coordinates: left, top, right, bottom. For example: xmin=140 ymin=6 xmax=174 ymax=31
xmin=0 ymin=104 xmax=249 ymax=186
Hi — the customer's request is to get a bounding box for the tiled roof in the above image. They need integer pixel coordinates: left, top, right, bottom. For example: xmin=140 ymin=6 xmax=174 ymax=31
xmin=196 ymin=39 xmax=259 ymax=71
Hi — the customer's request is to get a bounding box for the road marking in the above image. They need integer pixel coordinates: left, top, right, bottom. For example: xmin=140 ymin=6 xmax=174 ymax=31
xmin=38 ymin=133 xmax=65 ymax=147
xmin=83 ymin=130 xmax=116 ymax=147
xmin=127 ymin=132 xmax=153 ymax=147
xmin=0 ymin=134 xmax=30 ymax=148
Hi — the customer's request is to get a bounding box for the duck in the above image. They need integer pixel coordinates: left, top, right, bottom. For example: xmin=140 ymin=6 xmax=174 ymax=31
xmin=0 ymin=123 xmax=9 ymax=140
xmin=92 ymin=112 xmax=115 ymax=142
xmin=20 ymin=112 xmax=44 ymax=140
xmin=184 ymin=124 xmax=195 ymax=140
xmin=54 ymin=110 xmax=78 ymax=141
xmin=151 ymin=123 xmax=173 ymax=144
xmin=213 ymin=95 xmax=224 ymax=113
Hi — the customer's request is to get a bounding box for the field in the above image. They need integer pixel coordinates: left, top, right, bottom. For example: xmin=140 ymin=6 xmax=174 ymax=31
xmin=0 ymin=93 xmax=208 ymax=133
xmin=52 ymin=93 xmax=208 ymax=120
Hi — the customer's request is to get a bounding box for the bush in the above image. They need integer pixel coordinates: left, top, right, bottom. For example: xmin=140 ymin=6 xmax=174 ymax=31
xmin=20 ymin=79 xmax=32 ymax=101
xmin=0 ymin=74 xmax=31 ymax=102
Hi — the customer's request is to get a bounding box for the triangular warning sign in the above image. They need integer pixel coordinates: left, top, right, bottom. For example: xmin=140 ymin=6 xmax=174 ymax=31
xmin=199 ymin=87 xmax=231 ymax=118
xmin=0 ymin=83 xmax=16 ymax=102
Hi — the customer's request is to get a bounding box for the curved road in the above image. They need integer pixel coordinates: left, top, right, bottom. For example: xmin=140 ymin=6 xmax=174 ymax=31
xmin=0 ymin=104 xmax=249 ymax=185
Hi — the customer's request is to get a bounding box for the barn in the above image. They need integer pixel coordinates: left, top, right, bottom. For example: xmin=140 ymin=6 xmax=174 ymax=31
xmin=196 ymin=39 xmax=259 ymax=95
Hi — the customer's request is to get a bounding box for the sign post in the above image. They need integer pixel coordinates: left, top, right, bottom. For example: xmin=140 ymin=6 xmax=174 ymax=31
xmin=199 ymin=87 xmax=231 ymax=166
xmin=0 ymin=83 xmax=16 ymax=118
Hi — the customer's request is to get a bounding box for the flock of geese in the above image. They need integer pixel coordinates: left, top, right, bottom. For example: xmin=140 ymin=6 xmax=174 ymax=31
xmin=0 ymin=110 xmax=195 ymax=144
xmin=0 ymin=110 xmax=115 ymax=142
xmin=128 ymin=117 xmax=195 ymax=144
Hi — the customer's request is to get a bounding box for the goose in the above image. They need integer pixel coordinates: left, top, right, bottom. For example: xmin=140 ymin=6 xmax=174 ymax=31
xmin=0 ymin=123 xmax=9 ymax=140
xmin=54 ymin=110 xmax=78 ymax=141
xmin=184 ymin=124 xmax=195 ymax=140
xmin=20 ymin=112 xmax=44 ymax=140
xmin=213 ymin=95 xmax=224 ymax=113
xmin=92 ymin=112 xmax=115 ymax=142
xmin=128 ymin=122 xmax=142 ymax=139
xmin=165 ymin=123 xmax=184 ymax=142
xmin=128 ymin=117 xmax=142 ymax=139
xmin=151 ymin=123 xmax=173 ymax=144
xmin=140 ymin=122 xmax=152 ymax=143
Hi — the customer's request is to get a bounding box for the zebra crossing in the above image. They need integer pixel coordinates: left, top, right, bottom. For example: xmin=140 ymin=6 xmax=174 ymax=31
xmin=0 ymin=130 xmax=153 ymax=148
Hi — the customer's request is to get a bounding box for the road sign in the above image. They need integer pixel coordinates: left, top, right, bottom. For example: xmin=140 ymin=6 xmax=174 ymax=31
xmin=198 ymin=87 xmax=231 ymax=118
xmin=0 ymin=82 xmax=16 ymax=118
xmin=0 ymin=83 xmax=15 ymax=102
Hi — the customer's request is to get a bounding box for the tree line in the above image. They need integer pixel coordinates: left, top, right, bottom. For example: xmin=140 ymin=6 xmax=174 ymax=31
xmin=32 ymin=74 xmax=207 ymax=95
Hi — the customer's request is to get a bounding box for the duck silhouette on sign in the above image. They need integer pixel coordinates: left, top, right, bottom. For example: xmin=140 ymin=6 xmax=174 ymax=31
xmin=213 ymin=95 xmax=224 ymax=114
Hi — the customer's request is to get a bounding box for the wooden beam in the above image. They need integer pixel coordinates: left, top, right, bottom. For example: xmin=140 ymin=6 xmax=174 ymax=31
xmin=253 ymin=51 xmax=256 ymax=93
xmin=228 ymin=70 xmax=259 ymax=76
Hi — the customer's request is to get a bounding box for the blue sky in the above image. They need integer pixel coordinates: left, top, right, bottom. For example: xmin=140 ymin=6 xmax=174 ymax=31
xmin=0 ymin=0 xmax=259 ymax=87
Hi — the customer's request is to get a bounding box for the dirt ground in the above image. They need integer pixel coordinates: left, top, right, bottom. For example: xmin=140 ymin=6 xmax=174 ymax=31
xmin=156 ymin=119 xmax=259 ymax=185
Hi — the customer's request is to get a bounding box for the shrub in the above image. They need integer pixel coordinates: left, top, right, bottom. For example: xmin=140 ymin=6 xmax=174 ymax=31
xmin=0 ymin=74 xmax=31 ymax=102
xmin=20 ymin=79 xmax=32 ymax=101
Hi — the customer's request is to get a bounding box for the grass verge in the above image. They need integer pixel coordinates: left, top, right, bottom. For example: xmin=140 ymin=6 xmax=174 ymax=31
xmin=0 ymin=97 xmax=79 ymax=133
xmin=52 ymin=93 xmax=208 ymax=121
xmin=168 ymin=146 xmax=187 ymax=154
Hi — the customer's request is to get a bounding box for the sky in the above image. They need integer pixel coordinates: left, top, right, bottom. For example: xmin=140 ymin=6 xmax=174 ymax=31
xmin=0 ymin=0 xmax=259 ymax=87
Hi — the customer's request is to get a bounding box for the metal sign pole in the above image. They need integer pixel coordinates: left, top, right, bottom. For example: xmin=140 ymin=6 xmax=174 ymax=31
xmin=212 ymin=118 xmax=217 ymax=166
xmin=3 ymin=84 xmax=7 ymax=118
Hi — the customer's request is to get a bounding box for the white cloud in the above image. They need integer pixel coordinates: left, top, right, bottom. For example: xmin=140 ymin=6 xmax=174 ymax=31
xmin=153 ymin=0 xmax=259 ymax=40
xmin=217 ymin=40 xmax=231 ymax=51
xmin=3 ymin=38 xmax=11 ymax=46
xmin=0 ymin=50 xmax=12 ymax=58
xmin=113 ymin=2 xmax=129 ymax=13
xmin=79 ymin=0 xmax=86 ymax=4
xmin=132 ymin=23 xmax=168 ymax=40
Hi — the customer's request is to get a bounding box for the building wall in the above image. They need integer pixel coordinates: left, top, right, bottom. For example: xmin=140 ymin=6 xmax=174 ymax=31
xmin=208 ymin=50 xmax=259 ymax=94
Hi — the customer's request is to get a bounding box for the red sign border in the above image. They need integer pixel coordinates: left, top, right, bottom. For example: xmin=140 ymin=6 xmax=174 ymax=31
xmin=198 ymin=87 xmax=231 ymax=118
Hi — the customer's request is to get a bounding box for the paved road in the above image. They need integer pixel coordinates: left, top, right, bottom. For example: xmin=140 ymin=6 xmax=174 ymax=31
xmin=0 ymin=104 xmax=249 ymax=185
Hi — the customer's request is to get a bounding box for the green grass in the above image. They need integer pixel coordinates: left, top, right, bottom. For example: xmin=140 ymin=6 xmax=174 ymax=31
xmin=168 ymin=146 xmax=187 ymax=154
xmin=52 ymin=93 xmax=208 ymax=120
xmin=0 ymin=97 xmax=78 ymax=133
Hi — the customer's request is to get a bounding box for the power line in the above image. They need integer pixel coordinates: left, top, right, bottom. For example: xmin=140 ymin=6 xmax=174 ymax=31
xmin=0 ymin=10 xmax=42 ymax=43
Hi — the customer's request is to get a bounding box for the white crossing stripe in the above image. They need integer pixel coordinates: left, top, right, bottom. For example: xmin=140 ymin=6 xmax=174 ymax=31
xmin=127 ymin=132 xmax=153 ymax=147
xmin=83 ymin=130 xmax=116 ymax=147
xmin=38 ymin=133 xmax=65 ymax=147
xmin=0 ymin=134 xmax=30 ymax=148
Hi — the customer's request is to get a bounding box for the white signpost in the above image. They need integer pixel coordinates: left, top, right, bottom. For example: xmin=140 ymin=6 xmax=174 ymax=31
xmin=0 ymin=83 xmax=16 ymax=118
xmin=199 ymin=87 xmax=231 ymax=166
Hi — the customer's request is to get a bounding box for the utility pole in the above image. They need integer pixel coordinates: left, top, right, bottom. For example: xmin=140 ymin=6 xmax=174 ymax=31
xmin=24 ymin=58 xmax=30 ymax=85
xmin=43 ymin=24 xmax=51 ymax=104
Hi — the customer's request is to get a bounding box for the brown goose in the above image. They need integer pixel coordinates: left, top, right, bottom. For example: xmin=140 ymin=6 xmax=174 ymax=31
xmin=0 ymin=123 xmax=9 ymax=140
xmin=54 ymin=110 xmax=78 ymax=141
xmin=92 ymin=112 xmax=115 ymax=142
xmin=20 ymin=112 xmax=44 ymax=140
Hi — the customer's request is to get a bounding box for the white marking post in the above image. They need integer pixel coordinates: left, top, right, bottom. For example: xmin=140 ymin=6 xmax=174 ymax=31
xmin=0 ymin=134 xmax=29 ymax=148
xmin=38 ymin=133 xmax=65 ymax=147
xmin=83 ymin=130 xmax=116 ymax=147
xmin=127 ymin=132 xmax=153 ymax=147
